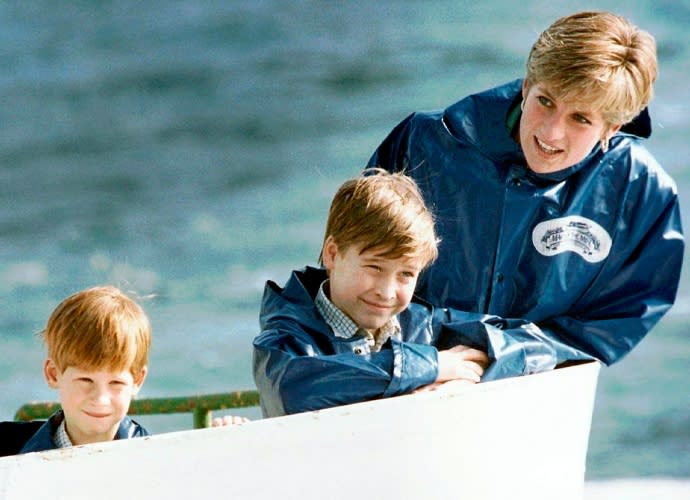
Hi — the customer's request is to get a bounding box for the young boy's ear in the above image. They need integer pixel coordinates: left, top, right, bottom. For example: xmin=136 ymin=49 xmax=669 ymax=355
xmin=43 ymin=358 xmax=60 ymax=389
xmin=132 ymin=366 xmax=148 ymax=395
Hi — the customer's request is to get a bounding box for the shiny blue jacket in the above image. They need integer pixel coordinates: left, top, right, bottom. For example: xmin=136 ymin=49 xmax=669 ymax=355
xmin=368 ymin=79 xmax=684 ymax=365
xmin=253 ymin=267 xmax=594 ymax=417
xmin=2 ymin=410 xmax=149 ymax=455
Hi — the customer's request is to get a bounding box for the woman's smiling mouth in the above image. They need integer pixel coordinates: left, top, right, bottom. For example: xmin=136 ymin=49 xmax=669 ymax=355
xmin=535 ymin=137 xmax=562 ymax=155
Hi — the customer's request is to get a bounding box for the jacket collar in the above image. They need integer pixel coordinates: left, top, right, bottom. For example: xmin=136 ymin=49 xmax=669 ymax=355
xmin=19 ymin=410 xmax=144 ymax=454
xmin=442 ymin=79 xmax=652 ymax=183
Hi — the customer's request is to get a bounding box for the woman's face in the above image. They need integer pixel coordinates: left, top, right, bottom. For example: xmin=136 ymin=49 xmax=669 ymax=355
xmin=519 ymin=80 xmax=620 ymax=174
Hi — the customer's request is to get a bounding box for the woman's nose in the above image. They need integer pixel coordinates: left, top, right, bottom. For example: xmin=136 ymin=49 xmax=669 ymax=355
xmin=542 ymin=111 xmax=567 ymax=140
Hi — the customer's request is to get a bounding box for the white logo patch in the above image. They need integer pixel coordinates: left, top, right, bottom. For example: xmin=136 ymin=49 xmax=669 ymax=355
xmin=532 ymin=216 xmax=611 ymax=263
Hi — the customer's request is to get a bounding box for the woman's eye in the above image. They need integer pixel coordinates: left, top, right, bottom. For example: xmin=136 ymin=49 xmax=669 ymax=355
xmin=537 ymin=96 xmax=551 ymax=107
xmin=574 ymin=114 xmax=591 ymax=125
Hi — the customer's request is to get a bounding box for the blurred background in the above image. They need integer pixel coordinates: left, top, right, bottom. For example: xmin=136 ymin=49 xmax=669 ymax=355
xmin=1 ymin=0 xmax=688 ymax=481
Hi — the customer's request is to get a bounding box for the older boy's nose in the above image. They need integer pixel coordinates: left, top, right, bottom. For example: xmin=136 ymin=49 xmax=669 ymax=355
xmin=376 ymin=277 xmax=396 ymax=299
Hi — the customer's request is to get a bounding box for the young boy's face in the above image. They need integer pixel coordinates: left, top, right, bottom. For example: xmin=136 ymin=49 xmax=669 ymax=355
xmin=322 ymin=237 xmax=422 ymax=331
xmin=44 ymin=359 xmax=146 ymax=446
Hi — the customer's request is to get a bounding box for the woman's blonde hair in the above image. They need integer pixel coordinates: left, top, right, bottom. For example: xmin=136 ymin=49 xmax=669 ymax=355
xmin=526 ymin=11 xmax=657 ymax=125
xmin=43 ymin=286 xmax=151 ymax=375
xmin=320 ymin=168 xmax=438 ymax=268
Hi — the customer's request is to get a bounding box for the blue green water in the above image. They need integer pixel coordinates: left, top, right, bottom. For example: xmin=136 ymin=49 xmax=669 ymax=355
xmin=1 ymin=0 xmax=688 ymax=479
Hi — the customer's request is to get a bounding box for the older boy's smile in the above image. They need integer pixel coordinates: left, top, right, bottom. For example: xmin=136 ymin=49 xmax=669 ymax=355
xmin=357 ymin=297 xmax=399 ymax=328
xmin=361 ymin=297 xmax=394 ymax=312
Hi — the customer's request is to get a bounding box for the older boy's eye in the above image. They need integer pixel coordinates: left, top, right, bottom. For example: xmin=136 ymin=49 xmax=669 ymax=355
xmin=573 ymin=114 xmax=591 ymax=125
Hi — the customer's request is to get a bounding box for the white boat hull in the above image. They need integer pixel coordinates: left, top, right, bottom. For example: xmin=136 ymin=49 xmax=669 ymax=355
xmin=0 ymin=361 xmax=600 ymax=500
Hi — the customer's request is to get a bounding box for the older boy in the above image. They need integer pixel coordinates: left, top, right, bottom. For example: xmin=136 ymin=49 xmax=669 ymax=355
xmin=254 ymin=170 xmax=579 ymax=418
xmin=1 ymin=286 xmax=151 ymax=455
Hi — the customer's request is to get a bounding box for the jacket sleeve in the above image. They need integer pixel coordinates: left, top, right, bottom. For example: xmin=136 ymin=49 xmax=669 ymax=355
xmin=433 ymin=309 xmax=597 ymax=381
xmin=252 ymin=325 xmax=438 ymax=417
xmin=540 ymin=189 xmax=684 ymax=365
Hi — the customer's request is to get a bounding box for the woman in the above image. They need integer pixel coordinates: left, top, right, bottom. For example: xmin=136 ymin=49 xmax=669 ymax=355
xmin=367 ymin=11 xmax=683 ymax=367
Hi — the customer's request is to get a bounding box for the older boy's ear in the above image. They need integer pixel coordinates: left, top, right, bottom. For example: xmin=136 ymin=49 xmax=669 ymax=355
xmin=132 ymin=366 xmax=148 ymax=394
xmin=43 ymin=359 xmax=60 ymax=388
xmin=322 ymin=236 xmax=338 ymax=270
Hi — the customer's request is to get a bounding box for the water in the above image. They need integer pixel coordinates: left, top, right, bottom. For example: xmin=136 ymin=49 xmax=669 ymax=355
xmin=1 ymin=0 xmax=688 ymax=480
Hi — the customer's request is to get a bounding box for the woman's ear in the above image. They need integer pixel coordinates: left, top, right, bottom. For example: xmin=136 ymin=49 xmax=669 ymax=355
xmin=43 ymin=358 xmax=60 ymax=389
xmin=600 ymin=124 xmax=623 ymax=152
xmin=608 ymin=123 xmax=622 ymax=136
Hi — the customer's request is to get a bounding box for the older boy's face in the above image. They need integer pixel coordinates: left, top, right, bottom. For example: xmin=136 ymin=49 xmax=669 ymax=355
xmin=44 ymin=360 xmax=146 ymax=446
xmin=322 ymin=238 xmax=422 ymax=331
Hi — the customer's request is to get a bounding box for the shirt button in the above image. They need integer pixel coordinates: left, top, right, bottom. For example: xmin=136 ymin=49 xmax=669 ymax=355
xmin=354 ymin=347 xmax=363 ymax=355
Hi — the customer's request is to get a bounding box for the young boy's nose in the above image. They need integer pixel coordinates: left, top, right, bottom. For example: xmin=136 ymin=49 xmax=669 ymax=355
xmin=89 ymin=385 xmax=111 ymax=404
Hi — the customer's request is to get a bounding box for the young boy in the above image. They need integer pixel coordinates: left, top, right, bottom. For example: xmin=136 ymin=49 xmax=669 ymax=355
xmin=1 ymin=285 xmax=151 ymax=455
xmin=252 ymin=170 xmax=494 ymax=418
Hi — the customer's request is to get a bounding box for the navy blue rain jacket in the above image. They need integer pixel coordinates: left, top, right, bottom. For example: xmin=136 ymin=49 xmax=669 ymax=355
xmin=0 ymin=410 xmax=149 ymax=455
xmin=367 ymin=79 xmax=684 ymax=365
xmin=253 ymin=267 xmax=595 ymax=417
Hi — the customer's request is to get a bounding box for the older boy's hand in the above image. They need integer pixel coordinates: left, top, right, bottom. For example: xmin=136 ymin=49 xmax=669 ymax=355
xmin=448 ymin=345 xmax=489 ymax=367
xmin=211 ymin=415 xmax=251 ymax=427
xmin=435 ymin=345 xmax=489 ymax=384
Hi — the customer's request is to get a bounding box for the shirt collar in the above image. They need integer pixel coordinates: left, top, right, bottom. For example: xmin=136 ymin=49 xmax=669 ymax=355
xmin=53 ymin=413 xmax=73 ymax=449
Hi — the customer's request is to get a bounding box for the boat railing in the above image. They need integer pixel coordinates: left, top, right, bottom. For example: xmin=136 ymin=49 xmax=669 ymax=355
xmin=13 ymin=390 xmax=260 ymax=429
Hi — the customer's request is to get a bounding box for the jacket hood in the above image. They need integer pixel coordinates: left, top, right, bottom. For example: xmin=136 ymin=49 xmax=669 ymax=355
xmin=260 ymin=266 xmax=334 ymax=341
